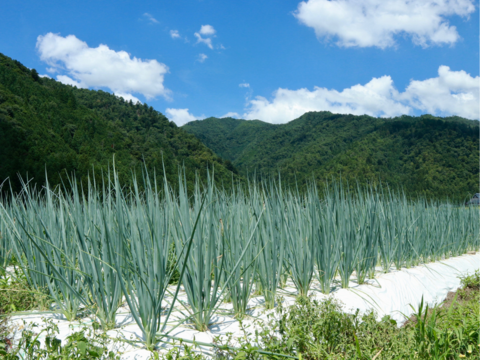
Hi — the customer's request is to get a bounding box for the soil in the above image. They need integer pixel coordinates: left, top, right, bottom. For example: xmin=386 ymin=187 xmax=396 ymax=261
xmin=441 ymin=287 xmax=475 ymax=308
xmin=403 ymin=284 xmax=479 ymax=327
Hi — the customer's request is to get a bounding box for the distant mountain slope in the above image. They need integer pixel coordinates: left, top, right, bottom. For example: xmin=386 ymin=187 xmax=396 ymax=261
xmin=0 ymin=53 xmax=236 ymax=192
xmin=182 ymin=117 xmax=276 ymax=163
xmin=183 ymin=112 xmax=479 ymax=200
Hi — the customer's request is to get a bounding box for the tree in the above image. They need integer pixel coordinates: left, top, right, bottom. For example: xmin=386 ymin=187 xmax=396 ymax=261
xmin=31 ymin=69 xmax=40 ymax=82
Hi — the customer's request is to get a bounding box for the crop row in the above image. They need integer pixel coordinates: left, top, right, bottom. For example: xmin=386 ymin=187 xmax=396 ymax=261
xmin=0 ymin=171 xmax=478 ymax=350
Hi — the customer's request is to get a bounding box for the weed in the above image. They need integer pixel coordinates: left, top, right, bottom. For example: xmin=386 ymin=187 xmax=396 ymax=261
xmin=149 ymin=344 xmax=206 ymax=360
xmin=459 ymin=270 xmax=480 ymax=291
xmin=0 ymin=318 xmax=121 ymax=359
xmin=0 ymin=267 xmax=51 ymax=314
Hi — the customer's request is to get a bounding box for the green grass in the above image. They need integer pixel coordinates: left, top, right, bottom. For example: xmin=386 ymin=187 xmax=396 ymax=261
xmin=0 ymin=265 xmax=50 ymax=315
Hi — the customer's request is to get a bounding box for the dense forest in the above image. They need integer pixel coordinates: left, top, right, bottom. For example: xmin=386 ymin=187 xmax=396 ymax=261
xmin=0 ymin=53 xmax=238 ymax=193
xmin=183 ymin=113 xmax=479 ymax=201
xmin=1 ymin=51 xmax=478 ymax=201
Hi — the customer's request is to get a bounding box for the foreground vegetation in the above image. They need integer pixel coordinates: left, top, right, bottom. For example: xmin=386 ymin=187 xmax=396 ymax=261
xmin=1 ymin=270 xmax=478 ymax=359
xmin=183 ymin=113 xmax=479 ymax=201
xmin=213 ymin=271 xmax=480 ymax=359
xmin=0 ymin=167 xmax=478 ymax=354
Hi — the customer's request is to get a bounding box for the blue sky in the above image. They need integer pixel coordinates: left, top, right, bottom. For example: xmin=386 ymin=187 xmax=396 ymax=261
xmin=1 ymin=0 xmax=478 ymax=124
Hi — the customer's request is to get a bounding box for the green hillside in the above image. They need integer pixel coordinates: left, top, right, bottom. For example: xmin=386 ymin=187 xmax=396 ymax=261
xmin=1 ymin=50 xmax=477 ymax=201
xmin=183 ymin=117 xmax=276 ymax=165
xmin=0 ymin=53 xmax=237 ymax=193
xmin=183 ymin=112 xmax=479 ymax=201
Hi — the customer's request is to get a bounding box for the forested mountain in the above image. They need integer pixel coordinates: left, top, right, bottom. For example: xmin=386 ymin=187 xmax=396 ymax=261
xmin=1 ymin=51 xmax=477 ymax=201
xmin=0 ymin=53 xmax=237 ymax=193
xmin=183 ymin=112 xmax=479 ymax=201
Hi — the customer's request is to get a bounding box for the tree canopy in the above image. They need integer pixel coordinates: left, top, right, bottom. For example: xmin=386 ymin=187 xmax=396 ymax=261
xmin=183 ymin=112 xmax=479 ymax=202
xmin=0 ymin=53 xmax=238 ymax=193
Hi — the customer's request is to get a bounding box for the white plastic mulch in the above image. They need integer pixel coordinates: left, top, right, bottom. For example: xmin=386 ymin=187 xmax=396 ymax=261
xmin=5 ymin=252 xmax=480 ymax=359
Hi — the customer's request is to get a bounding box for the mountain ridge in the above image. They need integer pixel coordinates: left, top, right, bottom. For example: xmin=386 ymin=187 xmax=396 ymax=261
xmin=1 ymin=51 xmax=477 ymax=201
xmin=183 ymin=112 xmax=479 ymax=201
xmin=0 ymin=52 xmax=237 ymax=192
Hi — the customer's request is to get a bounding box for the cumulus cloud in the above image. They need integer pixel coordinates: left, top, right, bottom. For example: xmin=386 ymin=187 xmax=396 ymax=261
xmin=56 ymin=75 xmax=86 ymax=88
xmin=221 ymin=112 xmax=241 ymax=118
xmin=239 ymin=83 xmax=250 ymax=88
xmin=170 ymin=30 xmax=181 ymax=39
xmin=39 ymin=74 xmax=51 ymax=79
xmin=197 ymin=53 xmax=208 ymax=63
xmin=194 ymin=24 xmax=216 ymax=49
xmin=195 ymin=34 xmax=213 ymax=49
xmin=36 ymin=33 xmax=170 ymax=100
xmin=199 ymin=25 xmax=216 ymax=36
xmin=243 ymin=66 xmax=479 ymax=123
xmin=143 ymin=13 xmax=159 ymax=24
xmin=165 ymin=108 xmax=200 ymax=126
xmin=400 ymin=66 xmax=479 ymax=119
xmin=244 ymin=77 xmax=408 ymax=123
xmin=294 ymin=0 xmax=475 ymax=48
xmin=116 ymin=92 xmax=142 ymax=104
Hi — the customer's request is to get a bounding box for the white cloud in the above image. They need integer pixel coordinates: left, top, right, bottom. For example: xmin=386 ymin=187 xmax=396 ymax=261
xmin=39 ymin=74 xmax=51 ymax=79
xmin=116 ymin=92 xmax=142 ymax=104
xmin=239 ymin=83 xmax=250 ymax=88
xmin=170 ymin=30 xmax=181 ymax=39
xmin=221 ymin=112 xmax=241 ymax=118
xmin=197 ymin=53 xmax=208 ymax=63
xmin=194 ymin=25 xmax=216 ymax=49
xmin=199 ymin=25 xmax=216 ymax=36
xmin=143 ymin=13 xmax=159 ymax=24
xmin=56 ymin=75 xmax=86 ymax=88
xmin=400 ymin=66 xmax=479 ymax=119
xmin=294 ymin=0 xmax=475 ymax=48
xmin=165 ymin=108 xmax=199 ymax=126
xmin=36 ymin=33 xmax=170 ymax=101
xmin=194 ymin=33 xmax=213 ymax=49
xmin=243 ymin=66 xmax=479 ymax=123
xmin=244 ymin=77 xmax=408 ymax=123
